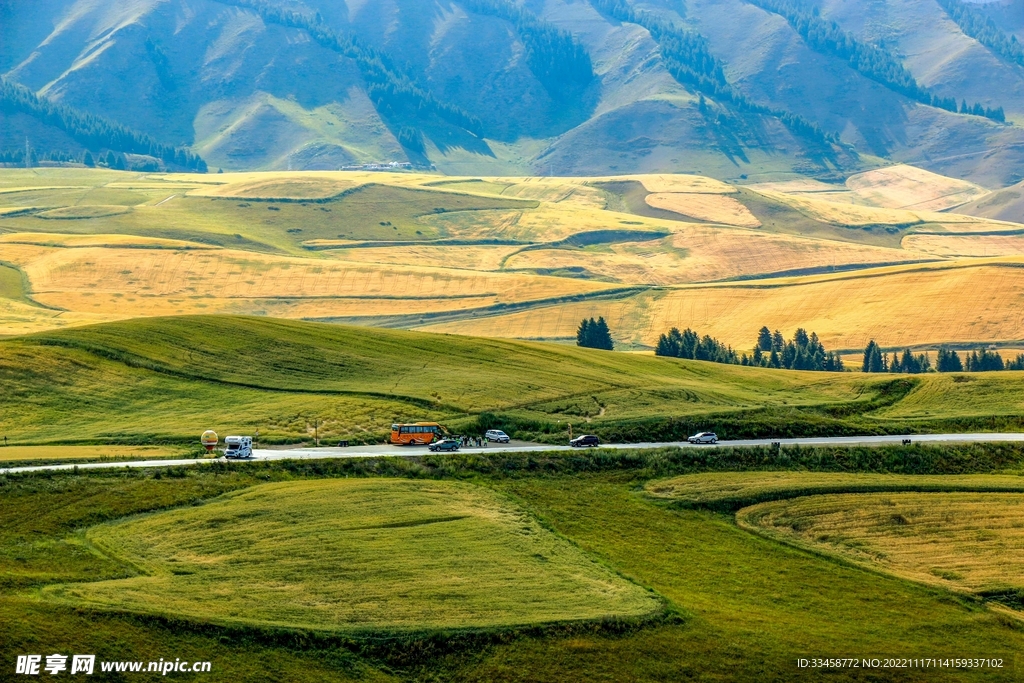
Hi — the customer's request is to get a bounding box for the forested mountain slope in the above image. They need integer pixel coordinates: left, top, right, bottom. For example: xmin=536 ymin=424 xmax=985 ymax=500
xmin=1 ymin=0 xmax=1022 ymax=185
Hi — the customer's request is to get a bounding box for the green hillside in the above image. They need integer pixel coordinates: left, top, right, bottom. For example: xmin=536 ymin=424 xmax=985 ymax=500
xmin=3 ymin=315 xmax=1024 ymax=445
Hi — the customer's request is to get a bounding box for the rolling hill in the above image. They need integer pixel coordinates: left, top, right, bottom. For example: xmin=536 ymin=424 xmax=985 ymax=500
xmin=1 ymin=0 xmax=1023 ymax=184
xmin=4 ymin=315 xmax=1024 ymax=446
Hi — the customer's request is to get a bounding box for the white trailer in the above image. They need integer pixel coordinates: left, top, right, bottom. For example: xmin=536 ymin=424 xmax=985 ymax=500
xmin=223 ymin=436 xmax=253 ymax=459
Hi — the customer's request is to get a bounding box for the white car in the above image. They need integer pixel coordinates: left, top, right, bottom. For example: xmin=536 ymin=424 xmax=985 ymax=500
xmin=688 ymin=432 xmax=718 ymax=444
xmin=485 ymin=429 xmax=511 ymax=443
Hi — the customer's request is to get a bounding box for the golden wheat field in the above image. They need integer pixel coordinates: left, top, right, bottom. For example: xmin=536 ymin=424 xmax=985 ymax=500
xmin=738 ymin=492 xmax=1024 ymax=595
xmin=2 ymin=166 xmax=1024 ymax=349
xmin=843 ymin=164 xmax=990 ymax=211
xmin=644 ymin=192 xmax=762 ymax=227
xmin=420 ymin=263 xmax=1024 ymax=349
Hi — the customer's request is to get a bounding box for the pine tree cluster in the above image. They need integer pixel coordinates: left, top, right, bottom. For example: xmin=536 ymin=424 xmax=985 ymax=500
xmin=461 ymin=0 xmax=594 ymax=98
xmin=0 ymin=78 xmax=206 ymax=171
xmin=655 ymin=325 xmax=843 ymax=371
xmin=937 ymin=0 xmax=1024 ymax=70
xmin=576 ymin=317 xmax=615 ymax=350
xmin=864 ymin=342 xmax=1024 ymax=373
xmin=588 ymin=0 xmax=838 ymax=147
xmin=747 ymin=326 xmax=844 ymax=371
xmin=655 ymin=327 xmax=738 ymax=364
xmin=861 ymin=341 xmax=931 ymax=373
xmin=221 ymin=0 xmax=484 ymax=139
xmin=746 ymin=0 xmax=1007 ymax=123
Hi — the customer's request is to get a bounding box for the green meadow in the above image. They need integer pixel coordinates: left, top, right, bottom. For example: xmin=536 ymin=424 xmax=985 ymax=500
xmin=3 ymin=315 xmax=1024 ymax=446
xmin=44 ymin=479 xmax=657 ymax=632
xmin=4 ymin=448 xmax=1024 ymax=681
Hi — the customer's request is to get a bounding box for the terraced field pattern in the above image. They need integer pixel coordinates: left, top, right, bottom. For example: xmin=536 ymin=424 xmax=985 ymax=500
xmin=2 ymin=165 xmax=1022 ymax=353
xmin=650 ymin=471 xmax=1024 ymax=610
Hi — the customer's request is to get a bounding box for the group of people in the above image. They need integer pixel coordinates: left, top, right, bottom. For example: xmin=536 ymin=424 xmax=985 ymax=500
xmin=453 ymin=435 xmax=487 ymax=448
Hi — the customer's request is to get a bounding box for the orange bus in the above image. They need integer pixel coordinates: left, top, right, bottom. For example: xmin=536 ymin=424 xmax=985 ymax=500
xmin=390 ymin=422 xmax=446 ymax=445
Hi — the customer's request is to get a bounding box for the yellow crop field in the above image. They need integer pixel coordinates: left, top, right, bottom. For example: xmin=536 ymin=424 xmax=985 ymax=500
xmin=327 ymin=244 xmax=521 ymax=271
xmin=502 ymin=225 xmax=925 ymax=285
xmin=0 ymin=445 xmax=186 ymax=464
xmin=0 ymin=232 xmax=207 ymax=249
xmin=420 ymin=263 xmax=1024 ymax=349
xmin=738 ymin=492 xmax=1024 ymax=595
xmin=4 ymin=167 xmax=1024 ymax=348
xmin=195 ymin=176 xmax=359 ymax=199
xmin=646 ymin=471 xmax=1024 ymax=508
xmin=0 ymin=242 xmax=610 ymax=328
xmin=46 ymin=479 xmax=659 ymax=632
xmin=754 ymin=189 xmax=927 ymax=226
xmin=844 ymin=164 xmax=990 ymax=211
xmin=903 ymin=233 xmax=1024 ymax=257
xmin=644 ymin=192 xmax=761 ymax=227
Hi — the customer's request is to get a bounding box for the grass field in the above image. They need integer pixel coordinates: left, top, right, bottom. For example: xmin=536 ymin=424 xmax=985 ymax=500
xmin=4 ymin=316 xmax=1024 ymax=447
xmin=3 ymin=168 xmax=1024 ymax=353
xmin=739 ymin=492 xmax=1024 ymax=596
xmin=646 ymin=471 xmax=1024 ymax=511
xmin=6 ymin=451 xmax=1024 ymax=680
xmin=45 ymin=479 xmax=657 ymax=632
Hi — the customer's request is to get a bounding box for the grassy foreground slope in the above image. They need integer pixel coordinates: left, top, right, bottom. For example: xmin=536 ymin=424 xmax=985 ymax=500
xmin=5 ymin=315 xmax=1024 ymax=445
xmin=6 ymin=451 xmax=1024 ymax=680
xmin=46 ymin=479 xmax=657 ymax=632
xmin=740 ymin=492 xmax=1024 ymax=597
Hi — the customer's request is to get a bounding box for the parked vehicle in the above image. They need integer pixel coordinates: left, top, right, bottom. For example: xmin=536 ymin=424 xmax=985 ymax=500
xmin=570 ymin=434 xmax=600 ymax=448
xmin=688 ymin=432 xmax=718 ymax=444
xmin=223 ymin=435 xmax=253 ymax=458
xmin=485 ymin=429 xmax=511 ymax=443
xmin=428 ymin=439 xmax=461 ymax=452
xmin=391 ymin=422 xmax=444 ymax=445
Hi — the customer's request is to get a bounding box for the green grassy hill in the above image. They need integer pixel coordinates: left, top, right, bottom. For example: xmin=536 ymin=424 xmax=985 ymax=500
xmin=4 ymin=315 xmax=1024 ymax=445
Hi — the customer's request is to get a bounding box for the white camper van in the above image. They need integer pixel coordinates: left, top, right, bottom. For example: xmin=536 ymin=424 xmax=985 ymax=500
xmin=223 ymin=436 xmax=253 ymax=459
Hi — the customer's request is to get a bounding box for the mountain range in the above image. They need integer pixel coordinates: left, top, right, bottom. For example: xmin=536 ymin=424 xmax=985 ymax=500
xmin=2 ymin=0 xmax=1023 ymax=186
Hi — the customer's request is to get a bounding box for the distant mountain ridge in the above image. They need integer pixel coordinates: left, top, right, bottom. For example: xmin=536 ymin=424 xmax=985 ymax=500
xmin=2 ymin=0 xmax=1023 ymax=185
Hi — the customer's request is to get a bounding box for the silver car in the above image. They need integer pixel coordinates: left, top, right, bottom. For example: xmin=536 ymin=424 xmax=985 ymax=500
xmin=485 ymin=429 xmax=510 ymax=443
xmin=688 ymin=432 xmax=718 ymax=444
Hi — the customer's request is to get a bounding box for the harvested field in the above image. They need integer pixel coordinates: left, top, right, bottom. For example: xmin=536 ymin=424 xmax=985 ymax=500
xmin=739 ymin=492 xmax=1024 ymax=595
xmin=646 ymin=471 xmax=1024 ymax=510
xmin=844 ymin=164 xmax=990 ymax=211
xmin=419 ymin=263 xmax=1024 ymax=350
xmin=644 ymin=193 xmax=761 ymax=227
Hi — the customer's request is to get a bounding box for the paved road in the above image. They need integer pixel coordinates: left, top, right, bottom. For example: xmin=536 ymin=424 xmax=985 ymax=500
xmin=5 ymin=433 xmax=1024 ymax=475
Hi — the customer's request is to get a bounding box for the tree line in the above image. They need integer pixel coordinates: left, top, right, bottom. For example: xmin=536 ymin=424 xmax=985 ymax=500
xmin=655 ymin=325 xmax=844 ymax=371
xmin=745 ymin=0 xmax=1007 ymax=123
xmin=221 ymin=0 xmax=484 ymax=140
xmin=588 ymin=0 xmax=838 ymax=147
xmin=461 ymin=0 xmax=594 ymax=98
xmin=577 ymin=317 xmax=614 ymax=350
xmin=937 ymin=0 xmax=1024 ymax=70
xmin=864 ymin=340 xmax=1024 ymax=374
xmin=0 ymin=78 xmax=206 ymax=171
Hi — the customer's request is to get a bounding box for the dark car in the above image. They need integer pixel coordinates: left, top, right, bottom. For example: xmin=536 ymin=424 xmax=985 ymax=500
xmin=428 ymin=439 xmax=461 ymax=452
xmin=570 ymin=434 xmax=600 ymax=448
